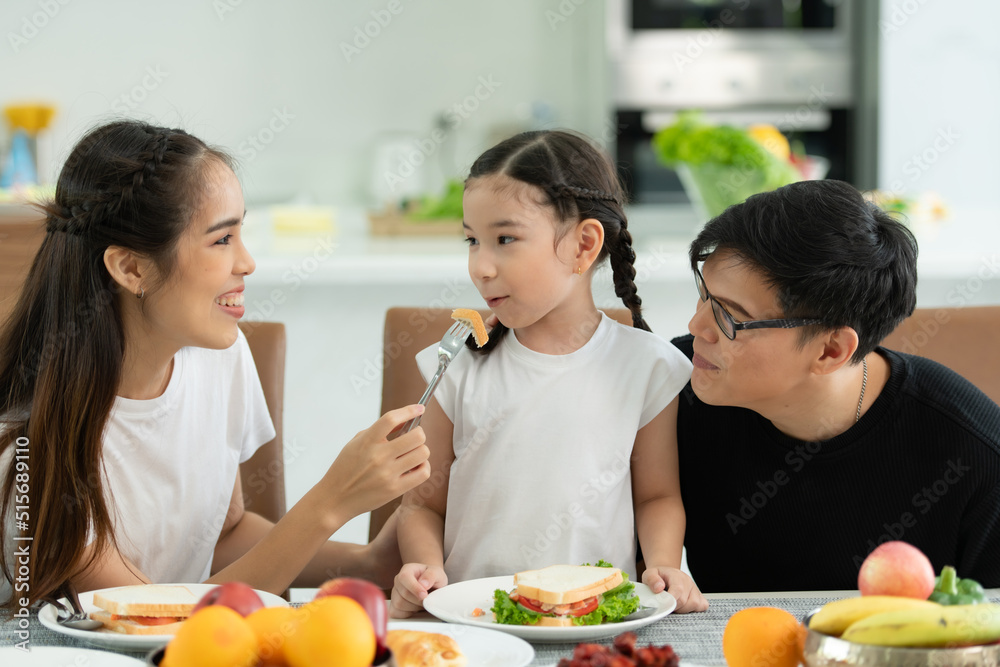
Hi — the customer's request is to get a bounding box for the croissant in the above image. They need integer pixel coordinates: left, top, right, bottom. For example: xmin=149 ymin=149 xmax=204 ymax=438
xmin=385 ymin=629 xmax=467 ymax=667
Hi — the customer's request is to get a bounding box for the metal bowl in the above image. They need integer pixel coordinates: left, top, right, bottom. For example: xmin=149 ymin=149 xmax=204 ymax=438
xmin=802 ymin=609 xmax=1000 ymax=666
xmin=145 ymin=645 xmax=397 ymax=666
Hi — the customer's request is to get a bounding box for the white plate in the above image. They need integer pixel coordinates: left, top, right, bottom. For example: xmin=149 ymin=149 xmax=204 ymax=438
xmin=388 ymin=620 xmax=534 ymax=666
xmin=422 ymin=575 xmax=676 ymax=643
xmin=38 ymin=583 xmax=289 ymax=651
xmin=0 ymin=646 xmax=144 ymax=666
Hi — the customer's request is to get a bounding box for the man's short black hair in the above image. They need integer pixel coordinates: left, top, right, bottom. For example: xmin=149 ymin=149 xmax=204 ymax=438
xmin=689 ymin=179 xmax=918 ymax=362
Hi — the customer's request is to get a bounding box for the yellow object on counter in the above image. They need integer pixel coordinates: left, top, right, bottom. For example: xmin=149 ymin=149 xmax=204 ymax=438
xmin=269 ymin=205 xmax=336 ymax=235
xmin=4 ymin=103 xmax=56 ymax=134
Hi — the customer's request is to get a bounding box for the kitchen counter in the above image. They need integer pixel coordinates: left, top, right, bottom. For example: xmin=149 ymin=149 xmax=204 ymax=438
xmin=237 ymin=203 xmax=1000 ymax=289
xmin=239 ymin=203 xmax=705 ymax=286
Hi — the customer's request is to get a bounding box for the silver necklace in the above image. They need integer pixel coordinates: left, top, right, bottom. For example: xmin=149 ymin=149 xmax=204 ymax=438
xmin=855 ymin=356 xmax=868 ymax=423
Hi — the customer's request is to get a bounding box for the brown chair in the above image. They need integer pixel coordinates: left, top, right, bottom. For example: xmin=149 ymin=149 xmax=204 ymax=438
xmin=881 ymin=305 xmax=1000 ymax=406
xmin=369 ymin=307 xmax=632 ymax=541
xmin=0 ymin=212 xmax=44 ymax=324
xmin=238 ymin=321 xmax=287 ymax=524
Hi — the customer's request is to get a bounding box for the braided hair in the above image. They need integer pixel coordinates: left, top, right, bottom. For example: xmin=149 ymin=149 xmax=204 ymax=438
xmin=0 ymin=120 xmax=233 ymax=610
xmin=465 ymin=130 xmax=649 ymax=354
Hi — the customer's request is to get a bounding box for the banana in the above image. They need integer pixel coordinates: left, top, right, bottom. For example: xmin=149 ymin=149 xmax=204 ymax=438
xmin=808 ymin=595 xmax=942 ymax=636
xmin=841 ymin=603 xmax=1000 ymax=647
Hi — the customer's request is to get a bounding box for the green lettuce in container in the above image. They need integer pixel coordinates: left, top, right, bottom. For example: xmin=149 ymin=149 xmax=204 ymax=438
xmin=652 ymin=112 xmax=801 ymax=220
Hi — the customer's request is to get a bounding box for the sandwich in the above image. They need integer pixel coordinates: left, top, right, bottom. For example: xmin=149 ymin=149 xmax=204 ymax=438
xmin=89 ymin=584 xmax=197 ymax=635
xmin=491 ymin=562 xmax=640 ymax=627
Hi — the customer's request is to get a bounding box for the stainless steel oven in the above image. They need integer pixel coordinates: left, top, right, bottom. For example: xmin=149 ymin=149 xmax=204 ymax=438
xmin=607 ymin=0 xmax=873 ymax=204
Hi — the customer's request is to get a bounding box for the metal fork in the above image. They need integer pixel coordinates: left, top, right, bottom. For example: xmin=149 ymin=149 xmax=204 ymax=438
xmin=401 ymin=320 xmax=472 ymax=433
xmin=42 ymin=582 xmax=103 ymax=631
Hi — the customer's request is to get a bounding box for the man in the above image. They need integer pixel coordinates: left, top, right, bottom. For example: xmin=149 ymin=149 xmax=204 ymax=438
xmin=673 ymin=179 xmax=1000 ymax=592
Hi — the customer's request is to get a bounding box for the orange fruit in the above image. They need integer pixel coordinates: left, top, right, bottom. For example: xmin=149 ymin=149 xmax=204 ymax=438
xmin=284 ymin=596 xmax=375 ymax=667
xmin=161 ymin=605 xmax=258 ymax=667
xmin=723 ymin=606 xmax=806 ymax=667
xmin=245 ymin=605 xmax=301 ymax=666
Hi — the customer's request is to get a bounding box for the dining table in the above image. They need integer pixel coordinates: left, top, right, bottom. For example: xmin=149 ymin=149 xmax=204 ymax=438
xmin=4 ymin=589 xmax=999 ymax=666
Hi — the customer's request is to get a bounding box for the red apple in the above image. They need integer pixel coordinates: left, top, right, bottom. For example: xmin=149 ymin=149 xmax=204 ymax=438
xmin=858 ymin=541 xmax=935 ymax=599
xmin=193 ymin=581 xmax=265 ymax=617
xmin=315 ymin=578 xmax=388 ymax=658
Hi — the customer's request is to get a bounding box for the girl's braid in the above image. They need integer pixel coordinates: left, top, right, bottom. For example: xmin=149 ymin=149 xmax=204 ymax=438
xmin=608 ymin=221 xmax=650 ymax=332
xmin=551 ymin=183 xmax=651 ymax=332
xmin=46 ymin=130 xmax=170 ymax=237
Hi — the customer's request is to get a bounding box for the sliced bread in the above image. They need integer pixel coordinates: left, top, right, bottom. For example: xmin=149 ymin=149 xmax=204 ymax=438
xmin=514 ymin=565 xmax=623 ymax=605
xmin=91 ymin=584 xmax=197 ymax=617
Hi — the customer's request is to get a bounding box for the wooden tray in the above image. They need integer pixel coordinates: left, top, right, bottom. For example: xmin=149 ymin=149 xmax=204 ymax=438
xmin=367 ymin=209 xmax=462 ymax=237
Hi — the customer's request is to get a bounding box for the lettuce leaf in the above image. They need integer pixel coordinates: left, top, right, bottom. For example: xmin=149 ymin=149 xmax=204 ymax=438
xmin=491 ymin=588 xmax=543 ymax=626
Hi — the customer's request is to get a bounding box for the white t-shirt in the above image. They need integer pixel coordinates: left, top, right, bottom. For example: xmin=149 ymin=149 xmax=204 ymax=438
xmin=1 ymin=329 xmax=274 ymax=603
xmin=415 ymin=313 xmax=692 ymax=583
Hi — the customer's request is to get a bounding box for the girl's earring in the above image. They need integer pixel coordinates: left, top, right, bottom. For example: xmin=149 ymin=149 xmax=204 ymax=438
xmin=576 ymin=266 xmax=583 ymax=275
xmin=136 ymin=287 xmax=144 ymax=299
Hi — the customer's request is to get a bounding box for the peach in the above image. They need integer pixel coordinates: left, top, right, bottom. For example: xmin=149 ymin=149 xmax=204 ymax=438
xmin=857 ymin=541 xmax=935 ymax=599
xmin=194 ymin=582 xmax=265 ymax=617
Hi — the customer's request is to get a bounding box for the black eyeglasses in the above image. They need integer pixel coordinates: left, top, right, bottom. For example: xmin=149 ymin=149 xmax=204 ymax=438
xmin=694 ymin=267 xmax=824 ymax=340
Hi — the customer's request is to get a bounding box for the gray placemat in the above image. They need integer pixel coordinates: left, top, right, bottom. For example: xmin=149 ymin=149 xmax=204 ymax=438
xmin=5 ymin=592 xmax=998 ymax=666
xmin=527 ymin=596 xmax=834 ymax=666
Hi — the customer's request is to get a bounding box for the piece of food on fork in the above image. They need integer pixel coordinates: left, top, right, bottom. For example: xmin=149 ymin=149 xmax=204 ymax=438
xmin=451 ymin=308 xmax=488 ymax=348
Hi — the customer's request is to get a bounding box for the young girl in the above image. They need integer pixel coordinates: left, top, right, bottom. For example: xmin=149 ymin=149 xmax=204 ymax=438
xmin=0 ymin=120 xmax=430 ymax=610
xmin=391 ymin=130 xmax=707 ymax=615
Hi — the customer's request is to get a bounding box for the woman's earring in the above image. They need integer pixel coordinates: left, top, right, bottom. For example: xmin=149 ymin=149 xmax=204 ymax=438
xmin=576 ymin=266 xmax=583 ymax=275
xmin=136 ymin=287 xmax=144 ymax=299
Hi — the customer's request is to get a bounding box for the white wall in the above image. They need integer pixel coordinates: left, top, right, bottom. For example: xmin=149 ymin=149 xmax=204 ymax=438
xmin=1 ymin=0 xmax=608 ymax=206
xmin=878 ymin=0 xmax=1000 ymax=206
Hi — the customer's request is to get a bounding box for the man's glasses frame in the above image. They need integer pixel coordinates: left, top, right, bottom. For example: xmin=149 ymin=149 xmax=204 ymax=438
xmin=694 ymin=267 xmax=824 ymax=340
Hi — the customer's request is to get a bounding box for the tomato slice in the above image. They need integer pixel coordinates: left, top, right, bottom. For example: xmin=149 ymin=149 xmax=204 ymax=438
xmin=568 ymin=596 xmax=599 ymax=617
xmin=510 ymin=594 xmax=598 ymax=617
xmin=510 ymin=594 xmax=547 ymax=614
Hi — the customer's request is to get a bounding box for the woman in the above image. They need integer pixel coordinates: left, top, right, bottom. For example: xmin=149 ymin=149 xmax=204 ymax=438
xmin=0 ymin=120 xmax=430 ymax=610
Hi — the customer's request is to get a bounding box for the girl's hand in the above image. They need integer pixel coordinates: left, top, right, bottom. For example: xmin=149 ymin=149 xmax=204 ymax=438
xmin=390 ymin=563 xmax=448 ymax=618
xmin=321 ymin=405 xmax=431 ymax=521
xmin=642 ymin=566 xmax=709 ymax=613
